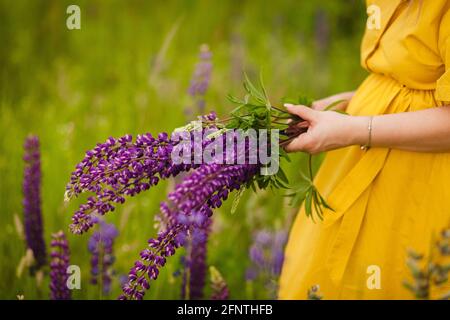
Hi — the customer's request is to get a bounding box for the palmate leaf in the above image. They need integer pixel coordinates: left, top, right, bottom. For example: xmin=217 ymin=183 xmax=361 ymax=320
xmin=286 ymin=180 xmax=310 ymax=207
xmin=285 ymin=153 xmax=334 ymax=221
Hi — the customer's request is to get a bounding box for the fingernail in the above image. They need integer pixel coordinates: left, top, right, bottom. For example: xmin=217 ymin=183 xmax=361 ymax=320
xmin=284 ymin=103 xmax=293 ymax=107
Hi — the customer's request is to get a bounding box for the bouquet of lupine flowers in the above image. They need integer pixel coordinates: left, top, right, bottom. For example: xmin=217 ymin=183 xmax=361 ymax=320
xmin=65 ymin=75 xmax=331 ymax=300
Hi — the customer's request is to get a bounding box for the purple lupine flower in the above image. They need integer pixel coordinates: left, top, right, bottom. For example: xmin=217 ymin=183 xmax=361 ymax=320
xmin=120 ymin=162 xmax=258 ymax=300
xmin=272 ymin=230 xmax=288 ymax=275
xmin=181 ymin=218 xmax=212 ymax=299
xmin=88 ymin=220 xmax=119 ymax=294
xmin=23 ymin=135 xmax=46 ymax=270
xmin=186 ymin=44 xmax=212 ymax=115
xmin=210 ymin=266 xmax=229 ymax=300
xmin=119 ymin=225 xmax=183 ymax=300
xmin=245 ymin=229 xmax=287 ymax=299
xmin=246 ymin=229 xmax=288 ymax=296
xmin=65 ymin=112 xmax=218 ymax=235
xmin=49 ymin=231 xmax=71 ymax=300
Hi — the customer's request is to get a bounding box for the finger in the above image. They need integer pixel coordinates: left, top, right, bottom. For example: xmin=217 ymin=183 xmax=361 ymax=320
xmin=283 ymin=134 xmax=310 ymax=153
xmin=286 ymin=121 xmax=309 ymax=136
xmin=283 ymin=139 xmax=300 ymax=153
xmin=284 ymin=103 xmax=317 ymax=122
xmin=296 ymin=121 xmax=309 ymax=128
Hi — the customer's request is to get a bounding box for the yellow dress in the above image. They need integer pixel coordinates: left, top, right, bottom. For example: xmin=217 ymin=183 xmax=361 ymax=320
xmin=279 ymin=0 xmax=450 ymax=299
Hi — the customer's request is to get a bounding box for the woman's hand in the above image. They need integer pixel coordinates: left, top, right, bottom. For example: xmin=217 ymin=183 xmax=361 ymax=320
xmin=283 ymin=103 xmax=368 ymax=154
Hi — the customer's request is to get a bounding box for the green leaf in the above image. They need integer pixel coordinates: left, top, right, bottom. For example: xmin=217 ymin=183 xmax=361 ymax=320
xmin=318 ymin=192 xmax=334 ymax=212
xmin=243 ymin=72 xmax=267 ymax=105
xmin=276 ymin=166 xmax=289 ymax=185
xmin=282 ymin=96 xmax=299 ymax=105
xmin=227 ymin=93 xmax=246 ymax=105
xmin=305 ymin=190 xmax=312 ymax=218
xmin=258 ymin=72 xmax=271 ymax=110
xmin=298 ymin=95 xmax=313 ymax=108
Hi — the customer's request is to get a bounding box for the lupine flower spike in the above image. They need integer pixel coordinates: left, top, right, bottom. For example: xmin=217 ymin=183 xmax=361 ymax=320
xmin=49 ymin=231 xmax=71 ymax=300
xmin=186 ymin=44 xmax=212 ymax=115
xmin=88 ymin=220 xmax=119 ymax=295
xmin=23 ymin=135 xmax=46 ymax=271
xmin=246 ymin=229 xmax=287 ymax=298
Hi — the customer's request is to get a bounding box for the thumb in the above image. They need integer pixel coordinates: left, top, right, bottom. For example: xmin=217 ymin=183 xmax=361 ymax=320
xmin=284 ymin=103 xmax=317 ymax=122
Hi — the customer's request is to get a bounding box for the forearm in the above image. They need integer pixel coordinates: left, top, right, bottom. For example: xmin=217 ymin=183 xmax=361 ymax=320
xmin=349 ymin=106 xmax=450 ymax=152
xmin=313 ymin=91 xmax=355 ymax=111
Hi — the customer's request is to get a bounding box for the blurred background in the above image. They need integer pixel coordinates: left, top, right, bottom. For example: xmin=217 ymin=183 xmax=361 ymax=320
xmin=0 ymin=0 xmax=367 ymax=299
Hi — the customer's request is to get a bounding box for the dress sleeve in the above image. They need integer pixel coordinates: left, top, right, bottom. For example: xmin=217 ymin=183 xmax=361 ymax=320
xmin=436 ymin=6 xmax=450 ymax=102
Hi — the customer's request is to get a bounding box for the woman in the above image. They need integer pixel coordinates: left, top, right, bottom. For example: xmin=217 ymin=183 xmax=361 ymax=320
xmin=279 ymin=0 xmax=450 ymax=299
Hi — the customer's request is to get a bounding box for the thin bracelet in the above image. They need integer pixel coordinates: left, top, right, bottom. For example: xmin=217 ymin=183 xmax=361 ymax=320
xmin=361 ymin=116 xmax=373 ymax=150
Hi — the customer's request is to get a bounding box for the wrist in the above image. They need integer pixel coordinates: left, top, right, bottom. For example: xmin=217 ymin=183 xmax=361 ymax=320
xmin=347 ymin=116 xmax=371 ymax=146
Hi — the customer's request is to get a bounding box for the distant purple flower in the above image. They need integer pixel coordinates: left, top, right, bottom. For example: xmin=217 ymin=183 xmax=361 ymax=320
xmin=88 ymin=220 xmax=119 ymax=294
xmin=66 ymin=113 xmax=217 ymax=235
xmin=181 ymin=218 xmax=212 ymax=299
xmin=245 ymin=268 xmax=258 ymax=281
xmin=272 ymin=231 xmax=288 ymax=275
xmin=246 ymin=229 xmax=287 ymax=281
xmin=186 ymin=44 xmax=212 ymax=115
xmin=23 ymin=135 xmax=46 ymax=270
xmin=120 ymin=162 xmax=258 ymax=300
xmin=49 ymin=231 xmax=71 ymax=300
